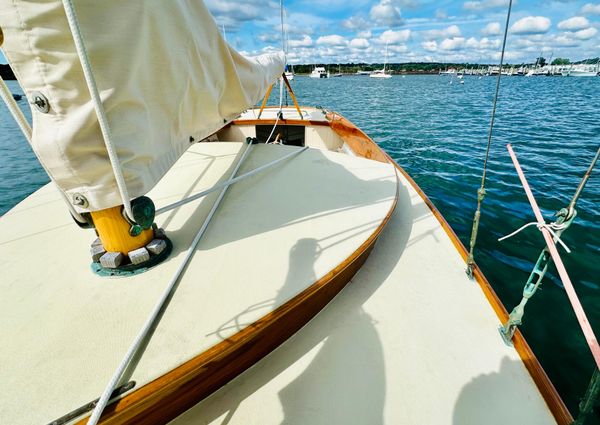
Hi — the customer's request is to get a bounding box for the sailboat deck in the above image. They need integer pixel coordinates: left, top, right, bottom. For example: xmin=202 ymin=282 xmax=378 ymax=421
xmin=0 ymin=142 xmax=397 ymax=424
xmin=171 ymin=162 xmax=558 ymax=424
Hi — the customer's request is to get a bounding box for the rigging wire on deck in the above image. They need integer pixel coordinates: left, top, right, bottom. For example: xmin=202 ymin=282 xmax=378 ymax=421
xmin=465 ymin=0 xmax=514 ymax=278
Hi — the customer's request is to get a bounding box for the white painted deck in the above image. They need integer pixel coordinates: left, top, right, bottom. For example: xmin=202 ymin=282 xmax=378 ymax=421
xmin=170 ymin=166 xmax=557 ymax=425
xmin=0 ymin=142 xmax=396 ymax=424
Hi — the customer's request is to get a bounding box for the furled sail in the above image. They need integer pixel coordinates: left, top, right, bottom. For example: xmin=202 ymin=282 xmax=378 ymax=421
xmin=0 ymin=1 xmax=284 ymax=211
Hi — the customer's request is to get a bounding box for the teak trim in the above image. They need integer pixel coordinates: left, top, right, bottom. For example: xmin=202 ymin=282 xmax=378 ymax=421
xmin=389 ymin=156 xmax=573 ymax=425
xmin=231 ymin=118 xmax=329 ymax=127
xmin=80 ymin=118 xmax=399 ymax=424
xmin=326 ymin=112 xmax=389 ymax=163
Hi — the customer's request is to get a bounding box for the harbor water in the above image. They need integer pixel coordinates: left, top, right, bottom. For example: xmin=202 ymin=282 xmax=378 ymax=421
xmin=1 ymin=75 xmax=599 ymax=419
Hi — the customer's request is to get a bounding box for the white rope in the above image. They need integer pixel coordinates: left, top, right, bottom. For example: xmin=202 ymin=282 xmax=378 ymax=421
xmin=0 ymin=76 xmax=31 ymax=140
xmin=156 ymin=146 xmax=308 ymax=215
xmin=61 ymin=0 xmax=134 ymax=220
xmin=265 ymin=110 xmax=281 ymax=144
xmin=498 ymin=221 xmax=571 ymax=253
xmin=0 ymin=75 xmax=87 ymax=223
xmin=264 ymin=78 xmax=285 ymax=144
xmin=87 ymin=142 xmax=254 ymax=424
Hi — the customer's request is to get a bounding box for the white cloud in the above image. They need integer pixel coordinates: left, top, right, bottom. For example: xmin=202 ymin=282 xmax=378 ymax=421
xmin=342 ymin=16 xmax=369 ymax=31
xmin=581 ymin=3 xmax=600 ymax=15
xmin=370 ymin=0 xmax=404 ymax=27
xmin=206 ymin=0 xmax=271 ymax=28
xmin=421 ymin=25 xmax=461 ymax=40
xmin=288 ymin=35 xmax=314 ymax=48
xmin=357 ymin=30 xmax=372 ymax=38
xmin=573 ymin=27 xmax=598 ymax=39
xmin=482 ymin=22 xmax=501 ymax=36
xmin=463 ymin=0 xmax=510 ymax=12
xmin=378 ymin=29 xmax=411 ymax=44
xmin=316 ymin=35 xmax=347 ymax=47
xmin=435 ymin=9 xmax=447 ymax=19
xmin=350 ymin=38 xmax=370 ymax=49
xmin=465 ymin=36 xmax=501 ymax=50
xmin=554 ymin=34 xmax=580 ymax=47
xmin=421 ymin=40 xmax=438 ymax=51
xmin=440 ymin=37 xmax=466 ymax=50
xmin=557 ymin=16 xmax=590 ymax=31
xmin=510 ymin=16 xmax=551 ymax=35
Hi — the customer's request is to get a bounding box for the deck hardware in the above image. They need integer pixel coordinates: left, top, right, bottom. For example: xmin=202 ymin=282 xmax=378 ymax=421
xmin=131 ymin=196 xmax=155 ymax=230
xmin=147 ymin=238 xmax=167 ymax=255
xmin=90 ymin=244 xmax=106 ymax=262
xmin=499 ymin=209 xmax=576 ymax=345
xmin=189 ymin=136 xmax=195 ymax=143
xmin=47 ymin=381 xmax=135 ymax=425
xmin=128 ymin=246 xmax=151 ymax=265
xmin=122 ymin=196 xmax=155 ymax=236
xmin=91 ymin=232 xmax=172 ymax=277
xmin=29 ymin=91 xmax=50 ymax=113
xmin=100 ymin=251 xmax=125 ymax=268
xmin=72 ymin=193 xmax=89 ymax=208
xmin=574 ymin=368 xmax=600 ymax=425
xmin=499 ymin=146 xmax=598 ymax=346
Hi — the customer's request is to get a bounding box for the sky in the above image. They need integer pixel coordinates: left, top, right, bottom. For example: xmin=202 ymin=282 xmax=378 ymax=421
xmin=208 ymin=0 xmax=600 ymax=64
xmin=1 ymin=0 xmax=599 ymax=65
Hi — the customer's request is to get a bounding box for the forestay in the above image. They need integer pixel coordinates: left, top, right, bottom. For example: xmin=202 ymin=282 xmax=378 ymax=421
xmin=0 ymin=0 xmax=284 ymax=211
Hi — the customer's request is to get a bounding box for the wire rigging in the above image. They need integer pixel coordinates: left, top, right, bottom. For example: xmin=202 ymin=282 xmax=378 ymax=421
xmin=466 ymin=0 xmax=514 ymax=277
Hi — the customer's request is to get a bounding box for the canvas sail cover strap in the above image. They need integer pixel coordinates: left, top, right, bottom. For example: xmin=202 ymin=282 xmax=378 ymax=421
xmin=0 ymin=0 xmax=284 ymax=212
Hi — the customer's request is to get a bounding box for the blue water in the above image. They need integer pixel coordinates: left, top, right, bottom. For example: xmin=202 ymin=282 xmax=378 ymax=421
xmin=1 ymin=75 xmax=599 ymax=418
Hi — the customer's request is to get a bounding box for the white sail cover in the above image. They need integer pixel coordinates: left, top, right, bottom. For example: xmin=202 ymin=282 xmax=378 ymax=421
xmin=0 ymin=1 xmax=284 ymax=211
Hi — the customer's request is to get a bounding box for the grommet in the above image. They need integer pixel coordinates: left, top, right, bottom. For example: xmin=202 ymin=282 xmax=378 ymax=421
xmin=29 ymin=91 xmax=50 ymax=113
xmin=72 ymin=193 xmax=89 ymax=208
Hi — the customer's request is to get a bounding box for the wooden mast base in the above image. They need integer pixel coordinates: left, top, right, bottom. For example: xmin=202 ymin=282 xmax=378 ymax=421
xmin=90 ymin=205 xmax=154 ymax=255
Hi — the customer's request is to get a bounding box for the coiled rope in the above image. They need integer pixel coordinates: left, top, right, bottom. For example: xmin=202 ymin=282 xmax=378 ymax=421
xmin=466 ymin=0 xmax=513 ymax=277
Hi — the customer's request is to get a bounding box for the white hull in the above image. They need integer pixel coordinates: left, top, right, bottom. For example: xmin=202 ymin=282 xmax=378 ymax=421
xmin=563 ymin=70 xmax=598 ymax=77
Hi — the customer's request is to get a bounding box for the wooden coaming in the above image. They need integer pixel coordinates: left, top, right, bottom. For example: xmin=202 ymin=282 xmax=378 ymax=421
xmin=80 ymin=115 xmax=398 ymax=424
xmin=326 ymin=112 xmax=389 ymax=163
xmin=231 ymin=118 xmax=329 ymax=127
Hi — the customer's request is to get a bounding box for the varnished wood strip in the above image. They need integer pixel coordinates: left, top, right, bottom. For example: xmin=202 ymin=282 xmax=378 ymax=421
xmin=281 ymin=73 xmax=304 ymax=120
xmin=326 ymin=112 xmax=389 ymax=163
xmin=389 ymin=155 xmax=573 ymax=425
xmin=79 ymin=139 xmax=400 ymax=424
xmin=257 ymin=83 xmax=274 ymax=119
xmin=231 ymin=118 xmax=330 ymax=127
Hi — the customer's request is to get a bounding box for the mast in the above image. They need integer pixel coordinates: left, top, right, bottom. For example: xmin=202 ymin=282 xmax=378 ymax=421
xmin=384 ymin=43 xmax=388 ymax=73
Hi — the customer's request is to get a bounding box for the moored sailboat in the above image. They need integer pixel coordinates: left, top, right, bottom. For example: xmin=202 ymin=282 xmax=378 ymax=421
xmin=370 ymin=44 xmax=392 ymax=79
